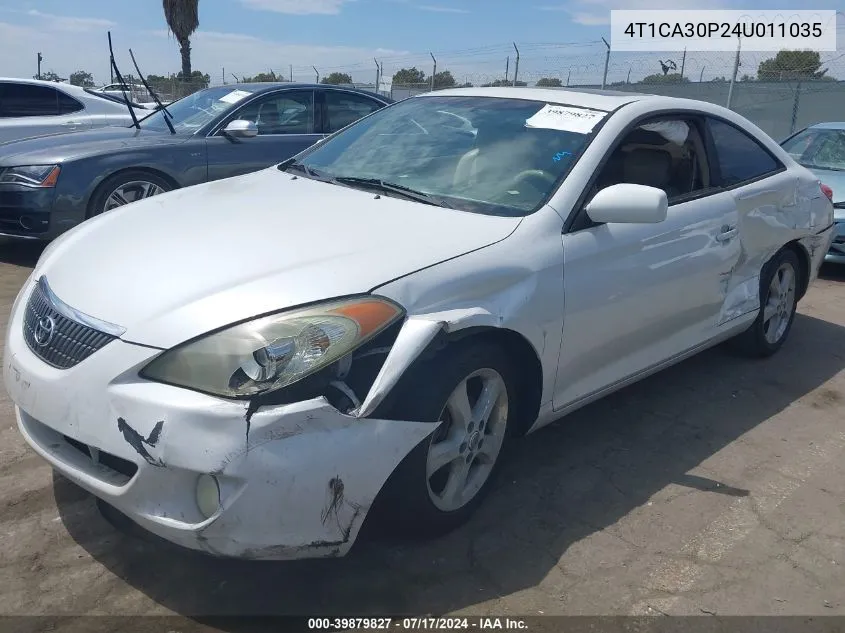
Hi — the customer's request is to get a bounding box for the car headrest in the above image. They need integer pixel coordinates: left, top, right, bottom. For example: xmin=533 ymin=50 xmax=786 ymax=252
xmin=622 ymin=147 xmax=672 ymax=189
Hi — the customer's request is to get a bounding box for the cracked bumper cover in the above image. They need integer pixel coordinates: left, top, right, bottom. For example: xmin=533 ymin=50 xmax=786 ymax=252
xmin=3 ymin=283 xmax=437 ymax=560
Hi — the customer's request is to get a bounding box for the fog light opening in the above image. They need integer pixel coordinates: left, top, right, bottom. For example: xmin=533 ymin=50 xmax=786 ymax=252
xmin=196 ymin=474 xmax=221 ymax=519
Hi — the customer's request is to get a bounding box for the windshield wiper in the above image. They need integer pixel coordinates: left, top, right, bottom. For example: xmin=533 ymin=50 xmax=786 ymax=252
xmin=107 ymin=31 xmax=140 ymax=130
xmin=129 ymin=48 xmax=175 ymax=134
xmin=279 ymin=159 xmax=333 ymax=181
xmin=332 ymin=177 xmax=455 ymax=208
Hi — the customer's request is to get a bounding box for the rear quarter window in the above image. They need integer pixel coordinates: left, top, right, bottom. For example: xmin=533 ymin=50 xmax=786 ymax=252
xmin=57 ymin=90 xmax=84 ymax=115
xmin=0 ymin=83 xmax=62 ymax=117
xmin=707 ymin=118 xmax=783 ymax=187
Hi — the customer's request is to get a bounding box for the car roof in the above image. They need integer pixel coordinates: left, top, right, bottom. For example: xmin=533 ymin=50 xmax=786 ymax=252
xmin=416 ymin=86 xmax=655 ymax=112
xmin=0 ymin=76 xmax=90 ymax=94
xmin=221 ymin=82 xmax=391 ymax=102
xmin=0 ymin=78 xmax=391 ymax=103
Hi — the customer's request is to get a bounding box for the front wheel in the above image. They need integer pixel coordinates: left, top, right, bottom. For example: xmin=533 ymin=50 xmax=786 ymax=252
xmin=730 ymin=248 xmax=800 ymax=357
xmin=87 ymin=170 xmax=173 ymax=219
xmin=372 ymin=342 xmax=517 ymax=539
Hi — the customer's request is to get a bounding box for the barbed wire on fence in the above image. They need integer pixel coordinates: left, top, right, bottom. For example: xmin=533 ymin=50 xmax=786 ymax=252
xmin=91 ymin=31 xmax=845 ymax=142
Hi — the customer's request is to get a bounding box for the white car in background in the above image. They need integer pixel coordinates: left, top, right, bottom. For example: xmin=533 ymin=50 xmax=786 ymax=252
xmin=0 ymin=77 xmax=147 ymax=144
xmin=2 ymin=87 xmax=836 ymax=561
xmin=92 ymin=83 xmax=171 ymax=110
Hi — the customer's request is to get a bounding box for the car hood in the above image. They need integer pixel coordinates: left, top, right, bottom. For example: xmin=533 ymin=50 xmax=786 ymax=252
xmin=35 ymin=168 xmax=522 ymax=348
xmin=806 ymin=167 xmax=845 ymax=218
xmin=0 ymin=126 xmax=188 ymax=165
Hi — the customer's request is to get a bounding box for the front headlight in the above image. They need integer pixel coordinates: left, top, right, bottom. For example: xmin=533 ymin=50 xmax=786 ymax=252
xmin=0 ymin=165 xmax=61 ymax=187
xmin=141 ymin=296 xmax=404 ymax=398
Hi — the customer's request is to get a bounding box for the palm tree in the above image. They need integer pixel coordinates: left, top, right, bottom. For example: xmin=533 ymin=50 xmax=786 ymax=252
xmin=162 ymin=0 xmax=199 ymax=80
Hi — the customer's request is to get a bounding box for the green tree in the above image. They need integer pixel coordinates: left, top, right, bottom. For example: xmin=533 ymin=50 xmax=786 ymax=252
xmin=243 ymin=71 xmax=281 ymax=82
xmin=321 ymin=72 xmax=353 ymax=85
xmin=432 ymin=70 xmax=456 ymax=89
xmin=481 ymin=79 xmax=527 ymax=87
xmin=740 ymin=74 xmax=756 ymax=82
xmin=536 ymin=77 xmax=562 ymax=87
xmin=162 ymin=0 xmax=199 ymax=80
xmin=35 ymin=70 xmax=64 ymax=82
xmin=176 ymin=69 xmax=210 ymax=84
xmin=757 ymin=50 xmax=828 ymax=81
xmin=392 ymin=67 xmax=426 ymax=85
xmin=639 ymin=73 xmax=689 ymax=84
xmin=69 ymin=70 xmax=94 ymax=87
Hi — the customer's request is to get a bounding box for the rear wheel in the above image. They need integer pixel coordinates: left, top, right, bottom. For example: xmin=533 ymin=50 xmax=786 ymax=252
xmin=730 ymin=248 xmax=800 ymax=357
xmin=372 ymin=342 xmax=516 ymax=538
xmin=87 ymin=170 xmax=172 ymax=219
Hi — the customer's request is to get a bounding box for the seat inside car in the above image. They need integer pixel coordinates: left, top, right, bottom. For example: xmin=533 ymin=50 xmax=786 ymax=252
xmin=256 ymin=103 xmax=281 ymax=134
xmin=620 ymin=147 xmax=677 ymax=197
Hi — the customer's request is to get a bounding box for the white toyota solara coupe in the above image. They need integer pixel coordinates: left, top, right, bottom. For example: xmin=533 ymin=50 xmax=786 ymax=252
xmin=3 ymin=87 xmax=836 ymax=560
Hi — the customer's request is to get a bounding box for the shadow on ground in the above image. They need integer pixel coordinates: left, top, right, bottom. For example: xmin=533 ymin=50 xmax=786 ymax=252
xmin=53 ymin=312 xmax=845 ymax=627
xmin=0 ymin=238 xmax=45 ymax=268
xmin=819 ymin=262 xmax=845 ymax=281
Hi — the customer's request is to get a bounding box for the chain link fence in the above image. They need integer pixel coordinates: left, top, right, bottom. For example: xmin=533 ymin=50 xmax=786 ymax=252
xmin=381 ymin=46 xmax=844 ymax=141
xmin=98 ymin=41 xmax=843 ymax=140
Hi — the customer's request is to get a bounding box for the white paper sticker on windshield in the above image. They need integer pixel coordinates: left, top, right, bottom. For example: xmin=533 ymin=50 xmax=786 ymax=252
xmin=218 ymin=89 xmax=252 ymax=104
xmin=525 ymin=104 xmax=606 ymax=134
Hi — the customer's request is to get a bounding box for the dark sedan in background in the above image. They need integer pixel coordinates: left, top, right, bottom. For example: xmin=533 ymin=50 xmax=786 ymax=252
xmin=0 ymin=82 xmax=391 ymax=240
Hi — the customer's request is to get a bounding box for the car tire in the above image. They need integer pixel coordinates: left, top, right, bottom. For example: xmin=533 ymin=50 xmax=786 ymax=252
xmin=369 ymin=341 xmax=517 ymax=540
xmin=729 ymin=248 xmax=800 ymax=358
xmin=87 ymin=170 xmax=173 ymax=219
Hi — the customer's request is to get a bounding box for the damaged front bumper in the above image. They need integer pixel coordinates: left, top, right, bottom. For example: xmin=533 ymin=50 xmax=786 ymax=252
xmin=3 ymin=285 xmax=437 ymax=560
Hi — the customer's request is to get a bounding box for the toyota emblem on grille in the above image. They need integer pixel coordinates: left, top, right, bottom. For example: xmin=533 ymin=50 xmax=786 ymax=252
xmin=33 ymin=315 xmax=56 ymax=347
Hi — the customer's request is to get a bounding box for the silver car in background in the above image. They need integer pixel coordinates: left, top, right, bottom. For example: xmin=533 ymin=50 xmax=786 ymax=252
xmin=781 ymin=122 xmax=845 ymax=264
xmin=0 ymin=77 xmax=146 ymax=144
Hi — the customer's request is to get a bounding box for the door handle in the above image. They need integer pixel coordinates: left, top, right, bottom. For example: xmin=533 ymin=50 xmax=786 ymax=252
xmin=716 ymin=226 xmax=738 ymax=243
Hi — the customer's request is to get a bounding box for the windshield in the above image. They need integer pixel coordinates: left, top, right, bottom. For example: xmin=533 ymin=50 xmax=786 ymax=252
xmin=782 ymin=127 xmax=845 ymax=171
xmin=288 ymin=95 xmax=599 ymax=216
xmin=139 ymin=85 xmax=255 ymax=133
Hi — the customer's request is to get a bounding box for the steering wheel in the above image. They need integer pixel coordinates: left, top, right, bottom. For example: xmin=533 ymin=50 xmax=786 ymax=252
xmin=507 ymin=169 xmax=557 ymax=193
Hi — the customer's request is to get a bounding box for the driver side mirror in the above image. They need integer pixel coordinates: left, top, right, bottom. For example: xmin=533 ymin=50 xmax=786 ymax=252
xmin=585 ymin=183 xmax=668 ymax=224
xmin=222 ymin=119 xmax=258 ymax=139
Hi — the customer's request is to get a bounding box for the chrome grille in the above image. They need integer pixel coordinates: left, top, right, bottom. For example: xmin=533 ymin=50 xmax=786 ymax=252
xmin=23 ymin=278 xmax=118 ymax=369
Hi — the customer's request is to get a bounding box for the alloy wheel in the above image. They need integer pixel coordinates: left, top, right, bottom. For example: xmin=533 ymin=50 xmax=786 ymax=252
xmin=104 ymin=181 xmax=166 ymax=212
xmin=425 ymin=368 xmax=509 ymax=512
xmin=762 ymin=262 xmax=797 ymax=345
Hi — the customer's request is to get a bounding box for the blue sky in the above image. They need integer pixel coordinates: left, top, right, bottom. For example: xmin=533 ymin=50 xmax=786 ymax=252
xmin=0 ymin=0 xmax=843 ymax=85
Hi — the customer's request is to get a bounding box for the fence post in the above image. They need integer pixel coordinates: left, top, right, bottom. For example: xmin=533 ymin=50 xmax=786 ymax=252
xmin=679 ymin=48 xmax=686 ymax=80
xmin=566 ymin=68 xmax=571 ymax=86
xmin=313 ymin=66 xmax=319 ymax=83
xmin=601 ymin=38 xmax=610 ymax=89
xmin=726 ymin=37 xmax=741 ymax=110
xmin=430 ymin=52 xmax=436 ymax=92
xmin=374 ymin=58 xmax=380 ymax=93
xmin=790 ymin=82 xmax=802 ymax=135
xmin=513 ymin=42 xmax=520 ymax=86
